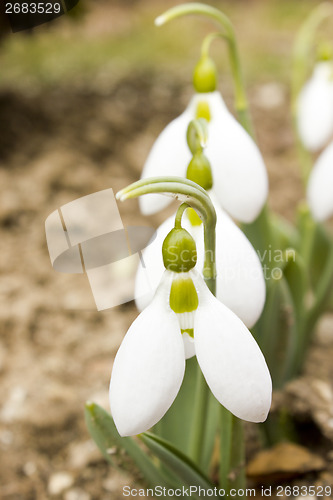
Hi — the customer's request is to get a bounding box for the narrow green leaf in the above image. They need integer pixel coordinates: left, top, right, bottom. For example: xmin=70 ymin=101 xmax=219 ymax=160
xmin=219 ymin=408 xmax=245 ymax=492
xmin=154 ymin=357 xmax=198 ymax=453
xmin=154 ymin=357 xmax=218 ymax=475
xmin=283 ymin=249 xmax=307 ymax=322
xmin=309 ymin=223 xmax=332 ymax=292
xmin=85 ymin=402 xmax=165 ymax=487
xmin=270 ymin=214 xmax=298 ymax=251
xmin=141 ymin=432 xmax=214 ymax=499
xmin=200 ymin=392 xmax=219 ymax=474
xmin=254 ymin=276 xmax=295 ymax=388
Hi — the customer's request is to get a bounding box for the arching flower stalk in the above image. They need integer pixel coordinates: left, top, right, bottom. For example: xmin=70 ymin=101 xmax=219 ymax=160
xmin=136 ymin=120 xmax=266 ymax=329
xmin=110 ymin=184 xmax=272 ymax=437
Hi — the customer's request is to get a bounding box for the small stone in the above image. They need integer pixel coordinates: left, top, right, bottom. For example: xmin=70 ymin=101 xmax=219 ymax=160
xmin=102 ymin=471 xmax=131 ymax=493
xmin=0 ymin=430 xmax=13 ymax=446
xmin=68 ymin=440 xmax=102 ymax=469
xmin=23 ymin=461 xmax=36 ymax=476
xmin=64 ymin=488 xmax=91 ymax=500
xmin=253 ymin=82 xmax=285 ymax=110
xmin=315 ymin=314 xmax=333 ymax=345
xmin=48 ymin=472 xmax=74 ymax=495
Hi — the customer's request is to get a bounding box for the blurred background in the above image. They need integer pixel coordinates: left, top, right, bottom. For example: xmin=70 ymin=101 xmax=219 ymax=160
xmin=1 ymin=0 xmax=333 ymax=499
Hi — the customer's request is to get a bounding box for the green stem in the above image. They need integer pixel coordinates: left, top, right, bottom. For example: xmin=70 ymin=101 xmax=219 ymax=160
xmin=219 ymin=407 xmax=245 ymax=494
xmin=201 ymin=32 xmax=225 ymax=59
xmin=174 ymin=202 xmax=190 ymax=229
xmin=155 ymin=2 xmax=253 ymax=135
xmin=117 ymin=176 xmax=216 ymax=292
xmin=296 ymin=243 xmax=333 ymax=374
xmin=188 ymin=369 xmax=210 ymax=464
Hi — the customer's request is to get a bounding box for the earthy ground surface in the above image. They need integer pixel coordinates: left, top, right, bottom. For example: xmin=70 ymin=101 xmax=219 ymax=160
xmin=1 ymin=1 xmax=333 ymax=499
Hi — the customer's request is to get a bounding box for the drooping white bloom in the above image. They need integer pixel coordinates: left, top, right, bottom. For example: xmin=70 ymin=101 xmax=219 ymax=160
xmin=307 ymin=140 xmax=333 ymax=221
xmin=136 ymin=201 xmax=266 ymax=329
xmin=110 ymin=269 xmax=272 ymax=437
xmin=297 ymin=61 xmax=333 ymax=152
xmin=139 ymin=91 xmax=268 ymax=223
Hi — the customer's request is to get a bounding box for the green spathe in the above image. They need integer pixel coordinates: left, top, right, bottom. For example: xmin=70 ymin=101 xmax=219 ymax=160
xmin=187 ymin=151 xmax=213 ymax=191
xmin=193 ymin=55 xmax=218 ymax=93
xmin=162 ymin=228 xmax=197 ymax=273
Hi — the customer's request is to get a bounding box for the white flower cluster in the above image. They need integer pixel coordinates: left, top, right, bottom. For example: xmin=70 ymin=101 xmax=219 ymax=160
xmin=110 ymin=89 xmax=273 ymax=436
xmin=297 ymin=61 xmax=333 ymax=221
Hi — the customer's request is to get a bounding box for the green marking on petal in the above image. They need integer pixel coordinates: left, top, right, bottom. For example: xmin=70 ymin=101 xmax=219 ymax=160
xmin=317 ymin=41 xmax=333 ymax=62
xmin=187 ymin=207 xmax=203 ymax=227
xmin=170 ymin=276 xmax=199 ymax=314
xmin=181 ymin=328 xmax=194 ymax=338
xmin=196 ymin=101 xmax=211 ymax=122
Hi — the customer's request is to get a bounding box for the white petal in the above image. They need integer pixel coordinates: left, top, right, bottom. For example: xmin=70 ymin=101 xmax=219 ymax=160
xmin=307 ymin=141 xmax=333 ymax=221
xmin=139 ymin=110 xmax=192 ymax=215
xmin=193 ymin=273 xmax=272 ymax=423
xmin=197 ymin=92 xmax=268 ymax=222
xmin=297 ymin=62 xmax=333 ymax=152
xmin=213 ymin=201 xmax=266 ymax=328
xmin=110 ymin=272 xmax=185 ymax=436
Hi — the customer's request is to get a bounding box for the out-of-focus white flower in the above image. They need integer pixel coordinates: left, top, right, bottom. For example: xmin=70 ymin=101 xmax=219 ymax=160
xmin=307 ymin=140 xmax=333 ymax=220
xmin=110 ymin=269 xmax=272 ymax=436
xmin=136 ymin=200 xmax=266 ymax=329
xmin=139 ymin=91 xmax=268 ymax=223
xmin=297 ymin=61 xmax=333 ymax=152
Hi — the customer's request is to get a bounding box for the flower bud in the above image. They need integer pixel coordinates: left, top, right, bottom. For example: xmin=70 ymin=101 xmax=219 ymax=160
xmin=186 ymin=151 xmax=213 ymax=190
xmin=162 ymin=228 xmax=197 ymax=273
xmin=193 ymin=56 xmax=217 ymax=93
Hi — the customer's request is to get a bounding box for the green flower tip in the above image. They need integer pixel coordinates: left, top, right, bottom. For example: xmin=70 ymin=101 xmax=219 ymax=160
xmin=193 ymin=55 xmax=217 ymax=93
xmin=317 ymin=41 xmax=333 ymax=62
xmin=162 ymin=227 xmax=197 ymax=273
xmin=186 ymin=151 xmax=213 ymax=191
xmin=154 ymin=15 xmax=165 ymax=26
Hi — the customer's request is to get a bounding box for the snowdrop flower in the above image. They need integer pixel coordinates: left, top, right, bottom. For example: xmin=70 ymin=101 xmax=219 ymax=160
xmin=139 ymin=90 xmax=268 ymax=223
xmin=110 ymin=227 xmax=272 ymax=436
xmin=297 ymin=61 xmax=333 ymax=152
xmin=307 ymin=140 xmax=333 ymax=220
xmin=136 ymin=196 xmax=266 ymax=329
